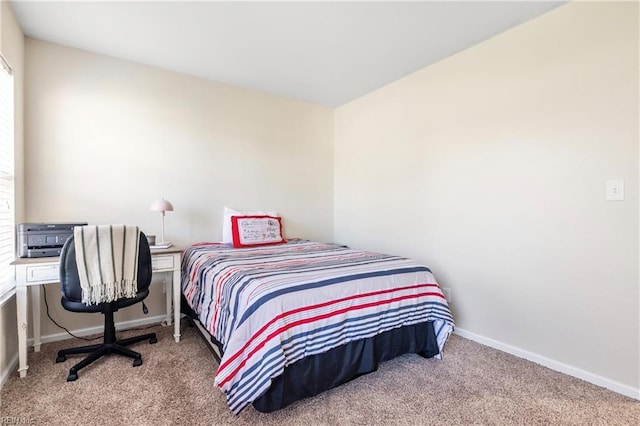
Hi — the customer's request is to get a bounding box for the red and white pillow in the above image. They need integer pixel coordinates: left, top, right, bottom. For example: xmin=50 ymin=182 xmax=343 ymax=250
xmin=230 ymin=215 xmax=285 ymax=248
xmin=221 ymin=207 xmax=278 ymax=244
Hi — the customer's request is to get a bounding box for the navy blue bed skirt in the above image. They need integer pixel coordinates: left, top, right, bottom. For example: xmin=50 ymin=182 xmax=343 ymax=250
xmin=253 ymin=320 xmax=439 ymax=412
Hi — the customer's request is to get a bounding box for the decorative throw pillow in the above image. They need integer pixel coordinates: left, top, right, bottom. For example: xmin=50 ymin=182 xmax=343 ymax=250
xmin=231 ymin=215 xmax=285 ymax=248
xmin=222 ymin=206 xmax=278 ymax=244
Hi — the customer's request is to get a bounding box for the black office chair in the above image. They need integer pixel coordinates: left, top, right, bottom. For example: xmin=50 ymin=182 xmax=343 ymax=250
xmin=55 ymin=230 xmax=157 ymax=381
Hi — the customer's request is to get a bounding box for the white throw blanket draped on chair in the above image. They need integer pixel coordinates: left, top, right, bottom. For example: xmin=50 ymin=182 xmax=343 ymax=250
xmin=74 ymin=225 xmax=140 ymax=305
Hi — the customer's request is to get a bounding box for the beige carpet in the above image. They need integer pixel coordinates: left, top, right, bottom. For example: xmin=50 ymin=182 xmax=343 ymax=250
xmin=1 ymin=321 xmax=638 ymax=425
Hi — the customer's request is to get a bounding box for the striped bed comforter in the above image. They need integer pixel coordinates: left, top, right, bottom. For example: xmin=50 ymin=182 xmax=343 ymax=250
xmin=181 ymin=240 xmax=454 ymax=414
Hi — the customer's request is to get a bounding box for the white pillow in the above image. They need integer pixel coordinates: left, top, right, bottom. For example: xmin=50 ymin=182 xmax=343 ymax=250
xmin=222 ymin=206 xmax=278 ymax=244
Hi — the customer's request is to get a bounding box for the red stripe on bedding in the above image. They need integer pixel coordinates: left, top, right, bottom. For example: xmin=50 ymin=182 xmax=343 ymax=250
xmin=217 ymin=285 xmax=443 ymax=386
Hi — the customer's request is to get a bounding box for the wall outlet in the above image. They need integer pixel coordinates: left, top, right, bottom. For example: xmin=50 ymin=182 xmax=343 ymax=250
xmin=442 ymin=287 xmax=452 ymax=303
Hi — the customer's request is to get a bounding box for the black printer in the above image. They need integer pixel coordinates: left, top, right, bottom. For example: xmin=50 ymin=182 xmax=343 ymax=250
xmin=17 ymin=222 xmax=87 ymax=258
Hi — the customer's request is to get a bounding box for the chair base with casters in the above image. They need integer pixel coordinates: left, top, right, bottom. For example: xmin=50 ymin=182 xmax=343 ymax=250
xmin=55 ymin=294 xmax=158 ymax=381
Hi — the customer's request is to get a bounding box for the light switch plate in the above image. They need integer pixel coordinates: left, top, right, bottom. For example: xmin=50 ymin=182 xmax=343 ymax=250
xmin=606 ymin=179 xmax=624 ymax=201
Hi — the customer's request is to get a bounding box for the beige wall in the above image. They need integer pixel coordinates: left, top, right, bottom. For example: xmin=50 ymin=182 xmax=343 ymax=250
xmin=0 ymin=0 xmax=24 ymax=383
xmin=334 ymin=1 xmax=639 ymax=392
xmin=24 ymin=39 xmax=334 ymax=336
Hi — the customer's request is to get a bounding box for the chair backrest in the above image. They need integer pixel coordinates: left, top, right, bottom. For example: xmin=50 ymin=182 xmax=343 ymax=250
xmin=59 ymin=231 xmax=152 ymax=303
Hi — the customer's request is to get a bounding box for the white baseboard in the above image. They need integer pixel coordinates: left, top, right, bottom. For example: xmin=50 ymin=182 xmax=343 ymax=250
xmin=454 ymin=328 xmax=640 ymax=400
xmin=0 ymin=352 xmax=18 ymax=389
xmin=27 ymin=314 xmax=167 ymax=346
xmin=0 ymin=314 xmax=166 ymax=386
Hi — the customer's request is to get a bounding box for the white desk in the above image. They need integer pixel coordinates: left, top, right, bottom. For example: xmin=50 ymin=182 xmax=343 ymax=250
xmin=11 ymin=247 xmax=183 ymax=378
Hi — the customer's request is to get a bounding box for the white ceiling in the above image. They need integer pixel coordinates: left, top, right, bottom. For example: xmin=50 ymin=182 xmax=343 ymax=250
xmin=9 ymin=1 xmax=565 ymax=107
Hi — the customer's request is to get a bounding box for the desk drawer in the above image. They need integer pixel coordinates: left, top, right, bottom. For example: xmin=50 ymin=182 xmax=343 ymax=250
xmin=26 ymin=264 xmax=58 ymax=283
xmin=152 ymin=255 xmax=174 ymax=271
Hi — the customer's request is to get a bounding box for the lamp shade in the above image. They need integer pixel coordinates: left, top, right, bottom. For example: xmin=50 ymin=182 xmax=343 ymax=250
xmin=150 ymin=198 xmax=174 ymax=212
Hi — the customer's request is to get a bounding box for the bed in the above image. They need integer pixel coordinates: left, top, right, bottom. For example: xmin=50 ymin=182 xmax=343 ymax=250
xmin=181 ymin=239 xmax=454 ymax=414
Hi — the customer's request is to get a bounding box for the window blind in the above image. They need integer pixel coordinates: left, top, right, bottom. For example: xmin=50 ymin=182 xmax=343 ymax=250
xmin=0 ymin=54 xmax=15 ymax=303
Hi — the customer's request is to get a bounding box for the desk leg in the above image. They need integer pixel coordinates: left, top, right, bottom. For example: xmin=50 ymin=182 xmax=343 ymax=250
xmin=31 ymin=285 xmax=41 ymax=352
xmin=173 ymin=266 xmax=181 ymax=342
xmin=165 ymin=279 xmax=172 ymax=325
xmin=16 ymin=285 xmax=28 ymax=378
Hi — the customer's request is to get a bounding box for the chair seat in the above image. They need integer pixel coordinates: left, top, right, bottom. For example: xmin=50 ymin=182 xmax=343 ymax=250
xmin=61 ymin=289 xmax=149 ymax=313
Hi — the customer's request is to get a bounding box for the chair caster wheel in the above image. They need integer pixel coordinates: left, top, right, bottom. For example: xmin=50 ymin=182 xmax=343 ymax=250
xmin=150 ymin=336 xmax=158 ymax=344
xmin=56 ymin=354 xmax=67 ymax=363
xmin=66 ymin=372 xmax=78 ymax=381
xmin=133 ymin=358 xmax=143 ymax=367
